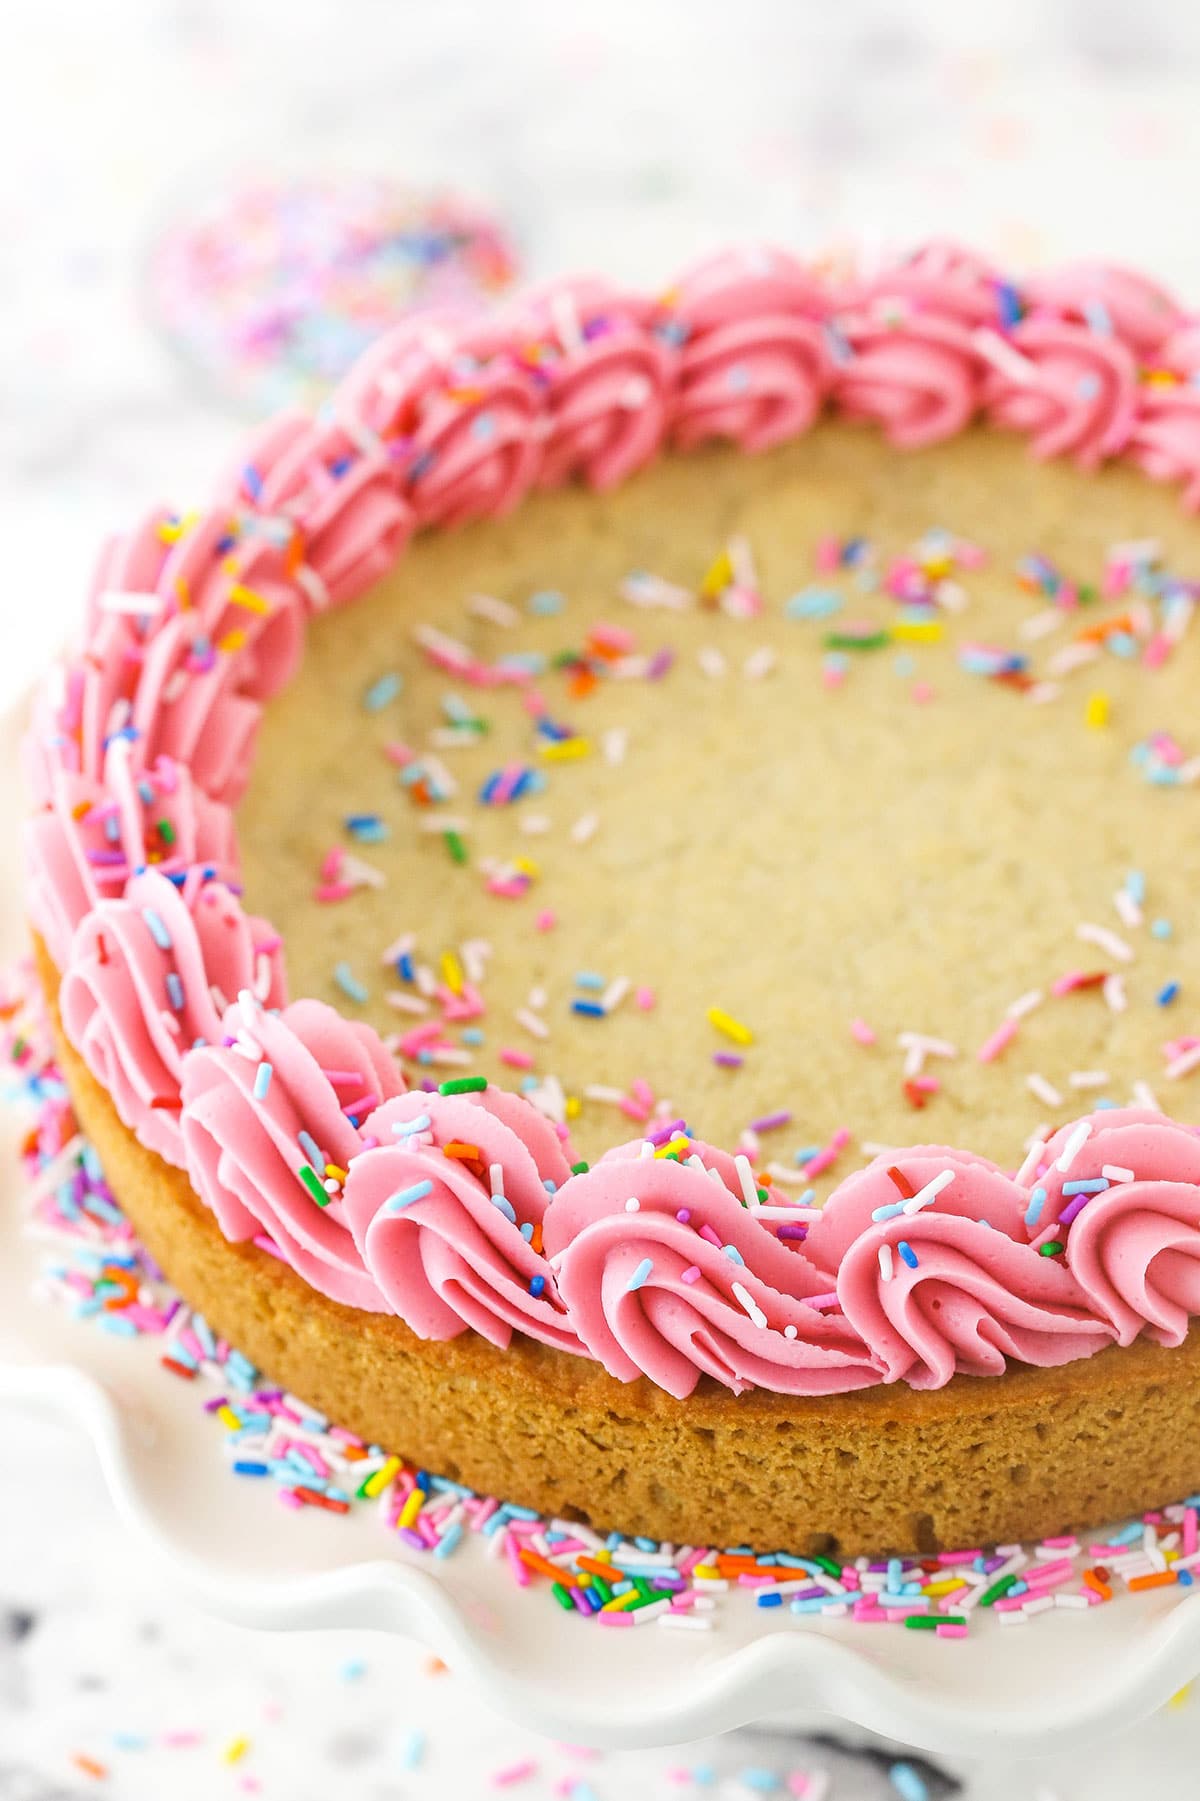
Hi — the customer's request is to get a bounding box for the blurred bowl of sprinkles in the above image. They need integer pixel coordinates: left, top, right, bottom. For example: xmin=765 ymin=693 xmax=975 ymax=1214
xmin=144 ymin=171 xmax=520 ymax=413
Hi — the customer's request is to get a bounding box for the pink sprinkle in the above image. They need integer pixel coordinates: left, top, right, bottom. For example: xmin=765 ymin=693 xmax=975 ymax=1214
xmin=1142 ymin=633 xmax=1172 ymax=670
xmin=849 ymin=1017 xmax=876 ymax=1046
xmin=319 ymin=846 xmax=343 ymax=882
xmin=680 ymin=1265 xmax=702 ymax=1284
xmin=977 ymin=1017 xmax=1019 ymax=1063
xmin=636 ymin=985 xmax=656 ymax=1010
xmin=955 ymin=539 xmax=987 ymax=569
xmin=1185 ymin=1508 xmax=1198 ymax=1557
xmin=909 ymin=1074 xmax=940 ymax=1095
xmin=500 ymin=1047 xmax=536 ymax=1071
xmin=821 ymin=662 xmax=846 ymax=692
xmin=491 ymin=1760 xmax=538 ymax=1787
xmin=911 ymin=680 xmax=935 ymax=704
xmin=314 ymin=882 xmax=355 ymax=902
xmin=535 ymin=909 xmax=556 ymax=931
xmin=382 ymin=740 xmax=415 ymax=767
xmin=815 ymin=534 xmax=841 ymax=573
xmin=597 ymin=1612 xmax=633 ymax=1628
xmin=936 ymin=1623 xmax=969 ymax=1639
xmin=252 ymin=1232 xmax=287 ymax=1262
xmin=802 ymin=1127 xmax=851 ymax=1179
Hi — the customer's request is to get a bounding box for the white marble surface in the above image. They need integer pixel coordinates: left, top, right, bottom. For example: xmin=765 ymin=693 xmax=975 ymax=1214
xmin=7 ymin=1 xmax=1200 ymax=1791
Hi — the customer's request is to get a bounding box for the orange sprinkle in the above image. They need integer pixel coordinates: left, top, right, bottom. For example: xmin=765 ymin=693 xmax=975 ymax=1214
xmin=568 ymin=667 xmax=598 ymax=699
xmin=1083 ymin=1568 xmax=1113 ymax=1601
xmin=1075 ymin=612 xmax=1134 ymax=645
xmin=441 ymin=1141 xmax=482 ymax=1161
xmin=1128 ymin=1571 xmax=1179 ymax=1592
xmin=519 ymin=1547 xmax=576 ymax=1584
xmin=71 ymin=1754 xmax=108 ymax=1781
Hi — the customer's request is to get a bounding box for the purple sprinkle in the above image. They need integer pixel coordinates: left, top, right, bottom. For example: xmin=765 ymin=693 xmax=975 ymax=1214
xmin=712 ymin=1051 xmax=744 ymax=1069
xmin=750 ymin=1109 xmax=792 ymax=1133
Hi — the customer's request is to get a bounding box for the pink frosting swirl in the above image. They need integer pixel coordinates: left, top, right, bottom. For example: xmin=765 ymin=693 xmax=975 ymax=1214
xmin=59 ymin=868 xmax=285 ymax=1166
xmin=802 ymin=1146 xmax=1014 ymax=1278
xmin=1023 ymin=263 xmax=1183 ymax=359
xmin=515 ymin=277 xmax=676 ymax=489
xmin=822 ymin=1152 xmax=1112 ymax=1387
xmin=1065 ymin=1180 xmax=1200 ymax=1348
xmin=179 ymin=996 xmax=405 ymax=1310
xmin=221 ymin=412 xmax=414 ymax=611
xmin=667 ymin=246 xmax=832 ymax=453
xmin=541 ymin=1144 xmax=879 ymax=1399
xmin=982 ymin=318 xmax=1138 ymax=468
xmin=24 ymin=742 xmax=237 ymax=971
xmin=1128 ymin=381 xmax=1200 ymax=510
xmin=341 ymin=1090 xmax=582 ymax=1352
xmin=339 ymin=315 xmax=541 ymax=528
xmin=851 ymin=241 xmax=1004 ymax=329
xmin=832 ymin=309 xmax=981 ymax=448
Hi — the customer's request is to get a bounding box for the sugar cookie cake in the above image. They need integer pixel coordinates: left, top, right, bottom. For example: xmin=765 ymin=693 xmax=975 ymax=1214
xmin=25 ymin=244 xmax=1200 ymax=1556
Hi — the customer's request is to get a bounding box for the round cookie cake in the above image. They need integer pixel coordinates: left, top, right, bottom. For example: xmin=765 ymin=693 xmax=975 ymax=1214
xmin=24 ymin=244 xmax=1200 ymax=1558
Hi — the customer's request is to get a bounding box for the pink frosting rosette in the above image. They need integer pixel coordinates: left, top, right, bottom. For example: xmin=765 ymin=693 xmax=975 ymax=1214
xmin=852 ymin=241 xmax=1006 ymax=328
xmin=59 ymin=868 xmax=285 ymax=1166
xmin=338 ymin=314 xmax=541 ymax=529
xmin=515 ymin=277 xmax=677 ymax=490
xmin=222 ymin=411 xmax=414 ymax=611
xmin=180 ymin=995 xmax=405 ymax=1310
xmin=802 ymin=1145 xmax=1016 ymax=1278
xmin=1064 ymin=1180 xmax=1200 ymax=1349
xmin=1029 ymin=1108 xmax=1200 ymax=1224
xmin=832 ymin=308 xmax=981 ymax=448
xmin=541 ymin=1145 xmax=879 ymax=1399
xmin=815 ymin=1150 xmax=1112 ymax=1387
xmin=24 ymin=742 xmax=236 ymax=972
xmin=666 ymin=246 xmax=832 ymax=453
xmin=341 ymin=1089 xmax=581 ymax=1353
xmin=1022 ymin=263 xmax=1182 ymax=360
xmin=982 ymin=318 xmax=1138 ymax=468
xmin=83 ymin=505 xmax=306 ymax=704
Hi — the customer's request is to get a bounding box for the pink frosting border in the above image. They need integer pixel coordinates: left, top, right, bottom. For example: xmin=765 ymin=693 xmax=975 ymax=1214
xmin=24 ymin=240 xmax=1200 ymax=1400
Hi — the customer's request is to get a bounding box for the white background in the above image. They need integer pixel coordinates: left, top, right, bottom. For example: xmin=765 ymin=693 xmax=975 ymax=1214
xmin=7 ymin=1 xmax=1200 ymax=1792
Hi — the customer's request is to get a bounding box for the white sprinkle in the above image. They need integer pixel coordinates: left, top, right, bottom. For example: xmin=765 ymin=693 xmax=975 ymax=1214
xmin=743 ymin=646 xmax=777 ymax=681
xmin=1014 ymin=1133 xmax=1049 ymax=1188
xmin=1020 ymin=607 xmax=1065 ymax=642
xmin=519 ymin=813 xmax=552 ymax=835
xmin=428 ymin=728 xmax=483 ymax=751
xmin=1077 ymin=921 xmax=1133 ymax=963
xmin=731 ymin=1281 xmax=768 ymax=1329
xmin=1006 ymin=989 xmax=1044 ymax=1022
xmin=460 ymin=939 xmax=491 ymax=984
xmin=584 ymin=1084 xmax=626 ymax=1105
xmin=1055 ymin=1119 xmax=1092 ymax=1174
xmin=414 ymin=963 xmax=438 ymax=997
xmin=1027 ymin=1073 xmax=1064 ymax=1109
xmin=1166 ymin=1044 xmax=1200 ymax=1081
xmin=1068 ymin=1070 xmax=1109 ymax=1089
xmin=878 ymin=1244 xmax=894 ymax=1282
xmin=1025 ymin=681 xmax=1061 ymax=706
xmin=467 ymin=592 xmax=519 ymax=628
xmin=1101 ymin=1164 xmax=1136 ymax=1184
xmin=733 ymin=1153 xmax=759 ymax=1209
xmin=340 ymin=852 xmax=386 ymax=889
xmin=1132 ymin=1080 xmax=1163 ymax=1112
xmin=1047 ymin=641 xmax=1101 ymax=678
xmin=904 ymin=1168 xmax=954 ymax=1213
xmin=601 ymin=976 xmax=630 ymax=1015
xmin=618 ymin=572 xmax=694 ymax=611
xmin=380 ymin=932 xmax=416 ymax=966
xmin=570 ymin=812 xmax=599 ymax=846
xmin=1113 ymin=887 xmax=1143 ymax=930
xmin=1177 ymin=756 xmax=1200 ymax=786
xmin=897 ymin=1031 xmax=958 ymax=1059
xmin=490 ymin=1163 xmax=505 ymax=1198
xmin=697 ymin=646 xmax=726 ymax=679
xmin=603 ymin=727 xmax=628 ymax=767
xmin=514 ymin=1008 xmax=550 ymax=1041
xmin=1103 ymin=973 xmax=1127 ymax=1014
xmin=98 ymin=588 xmax=165 ymax=615
xmin=624 ymin=1196 xmax=640 ymax=1213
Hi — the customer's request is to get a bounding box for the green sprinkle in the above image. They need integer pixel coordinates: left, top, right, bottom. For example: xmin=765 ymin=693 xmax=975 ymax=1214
xmin=298 ymin=1164 xmax=330 ymax=1208
xmin=156 ymin=818 xmax=176 ymax=845
xmin=550 ymin=1581 xmax=574 ymax=1612
xmin=979 ymin=1572 xmax=1019 ymax=1607
xmin=589 ymin=1575 xmax=614 ymax=1605
xmin=756 ymin=1186 xmax=769 ymax=1204
xmin=904 ymin=1613 xmax=966 ymax=1631
xmin=438 ymin=1076 xmax=487 ymax=1096
xmin=444 ymin=829 xmax=468 ymax=865
xmin=811 ymin=1553 xmax=842 ymax=1578
xmin=1039 ymin=1240 xmax=1064 ymax=1258
xmin=822 ymin=630 xmax=890 ymax=651
xmin=570 ymin=1160 xmax=590 ymax=1175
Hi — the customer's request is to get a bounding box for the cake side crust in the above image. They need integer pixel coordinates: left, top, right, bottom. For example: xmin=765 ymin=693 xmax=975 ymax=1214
xmin=34 ymin=931 xmax=1200 ymax=1557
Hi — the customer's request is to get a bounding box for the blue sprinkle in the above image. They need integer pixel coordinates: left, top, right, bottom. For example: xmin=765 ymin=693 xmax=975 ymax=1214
xmin=460 ymin=1026 xmax=485 ymax=1047
xmin=1152 ymin=918 xmax=1173 ymax=940
xmin=529 ymin=1275 xmax=546 ymax=1298
xmin=529 ymin=588 xmax=566 ymax=616
xmin=1158 ymin=981 xmax=1180 ymax=1007
xmin=363 ymin=672 xmax=402 ymax=712
xmin=490 ymin=1194 xmax=517 ymax=1224
xmin=334 ymin=961 xmax=368 ymax=1004
xmin=1025 ymin=1186 xmax=1047 ymax=1229
xmin=434 ymin=1521 xmax=464 ymax=1559
xmin=397 ymin=951 xmax=416 ymax=982
xmin=721 ymin=1244 xmax=746 ymax=1266
xmin=392 ymin=1113 xmax=431 ymax=1137
xmin=165 ymin=972 xmax=184 ymax=1011
xmin=889 ymin=1762 xmax=931 ymax=1801
xmin=520 ymin=1222 xmax=534 ymax=1242
xmin=575 ymin=970 xmax=607 ymax=991
xmin=1062 ymin=1178 xmax=1109 ymax=1197
xmin=470 ymin=411 xmax=495 ymax=441
xmin=298 ymin=1129 xmax=325 ymax=1169
xmin=784 ymin=587 xmax=843 ymax=621
xmin=871 ymin=1200 xmax=906 ymax=1222
xmin=253 ymin=1062 xmax=273 ymax=1101
xmin=737 ymin=1769 xmax=781 ymax=1792
xmin=399 ymin=1729 xmax=426 ymax=1770
xmin=571 ymin=1000 xmax=606 ymax=1019
xmin=385 ymin=1180 xmax=433 ymax=1213
xmin=142 ymin=907 xmax=172 ymax=949
xmin=756 ymin=1590 xmax=784 ymax=1609
xmin=897 ymin=1240 xmax=918 ymax=1269
xmin=626 ymin=1257 xmax=654 ymax=1293
xmin=233 ymin=1459 xmax=271 ymax=1477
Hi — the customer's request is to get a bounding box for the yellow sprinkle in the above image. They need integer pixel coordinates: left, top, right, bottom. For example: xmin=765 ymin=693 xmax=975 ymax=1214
xmin=600 ymin=1590 xmax=641 ymax=1612
xmin=1169 ymin=1683 xmax=1193 ymax=1709
xmin=216 ymin=1405 xmax=241 ymax=1432
xmin=156 ymin=519 xmax=183 ymax=544
xmin=920 ymin=555 xmax=953 ymax=579
xmin=921 ymin=1577 xmax=965 ymax=1596
xmin=397 ymin=1487 xmax=425 ymax=1530
xmin=655 ymin=1134 xmax=692 ymax=1159
xmin=513 ymin=856 xmax=540 ymax=878
xmin=229 ymin=583 xmax=272 ymax=615
xmin=324 ymin=1163 xmax=347 ymax=1184
xmin=174 ymin=575 xmax=191 ymax=609
xmin=361 ymin=1455 xmax=401 ymax=1500
xmin=223 ymin=1737 xmax=251 ymax=1766
xmin=217 ymin=628 xmax=247 ymax=655
xmin=700 ymin=549 xmax=734 ymax=598
xmin=441 ymin=950 xmax=465 ymax=995
xmin=1085 ymin=690 xmax=1110 ymax=729
xmin=693 ymin=1563 xmax=722 ymax=1581
xmin=565 ymin=1094 xmax=581 ymax=1120
xmin=892 ymin=621 xmax=943 ymax=644
xmin=706 ymin=1006 xmax=753 ymax=1047
xmin=540 ymin=738 xmax=592 ymax=762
